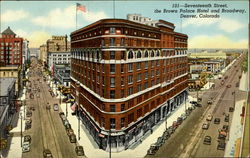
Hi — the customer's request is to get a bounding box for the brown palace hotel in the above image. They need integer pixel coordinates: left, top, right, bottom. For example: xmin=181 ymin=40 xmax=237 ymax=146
xmin=70 ymin=17 xmax=188 ymax=151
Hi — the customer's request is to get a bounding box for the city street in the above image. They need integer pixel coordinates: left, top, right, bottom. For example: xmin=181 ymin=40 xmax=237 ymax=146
xmin=21 ymin=58 xmax=83 ymax=158
xmin=146 ymin=55 xmax=247 ymax=157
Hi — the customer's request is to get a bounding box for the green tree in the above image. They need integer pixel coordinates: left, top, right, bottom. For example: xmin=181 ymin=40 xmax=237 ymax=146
xmin=241 ymin=55 xmax=248 ymax=72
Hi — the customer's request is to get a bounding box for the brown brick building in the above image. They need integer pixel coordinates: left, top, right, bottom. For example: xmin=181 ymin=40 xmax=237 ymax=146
xmin=70 ymin=18 xmax=188 ymax=151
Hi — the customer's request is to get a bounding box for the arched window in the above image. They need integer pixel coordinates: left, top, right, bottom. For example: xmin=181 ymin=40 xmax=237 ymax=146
xmin=128 ymin=51 xmax=133 ymax=59
xmin=137 ymin=51 xmax=142 ymax=58
xmin=156 ymin=50 xmax=160 ymax=57
xmin=144 ymin=51 xmax=148 ymax=57
xmin=97 ymin=51 xmax=100 ymax=60
xmin=151 ymin=50 xmax=154 ymax=57
xmin=92 ymin=51 xmax=95 ymax=59
xmin=87 ymin=51 xmax=90 ymax=58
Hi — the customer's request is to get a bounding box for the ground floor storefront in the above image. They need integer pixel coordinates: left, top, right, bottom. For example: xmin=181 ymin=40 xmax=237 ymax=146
xmin=76 ymin=90 xmax=188 ymax=152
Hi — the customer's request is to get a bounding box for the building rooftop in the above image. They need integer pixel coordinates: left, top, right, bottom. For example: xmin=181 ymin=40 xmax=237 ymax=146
xmin=2 ymin=26 xmax=16 ymax=36
xmin=0 ymin=78 xmax=15 ymax=96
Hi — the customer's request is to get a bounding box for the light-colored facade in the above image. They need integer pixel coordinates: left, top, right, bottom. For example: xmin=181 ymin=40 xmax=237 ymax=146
xmin=188 ymin=50 xmax=227 ymax=59
xmin=48 ymin=51 xmax=71 ymax=70
xmin=0 ymin=65 xmax=21 ymax=96
xmin=127 ymin=14 xmax=160 ymax=27
xmin=39 ymin=44 xmax=47 ymax=66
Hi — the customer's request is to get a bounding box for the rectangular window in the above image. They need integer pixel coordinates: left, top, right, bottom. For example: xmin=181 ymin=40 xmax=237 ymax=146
xmin=156 ymin=60 xmax=160 ymax=66
xmin=137 ymin=84 xmax=142 ymax=92
xmin=145 ymin=72 xmax=148 ymax=79
xmin=121 ymin=38 xmax=125 ymax=46
xmin=128 ymin=63 xmax=133 ymax=72
xmin=110 ymin=77 xmax=115 ymax=87
xmin=128 ymin=75 xmax=133 ymax=84
xmin=151 ymin=70 xmax=154 ymax=77
xmin=110 ymin=51 xmax=115 ymax=60
xmin=110 ymin=104 xmax=116 ymax=112
xmin=110 ymin=38 xmax=115 ymax=46
xmin=156 ymin=70 xmax=160 ymax=76
xmin=121 ymin=104 xmax=125 ymax=111
xmin=137 ymin=109 xmax=142 ymax=118
xmin=152 ymin=80 xmax=155 ymax=86
xmin=136 ymin=62 xmax=141 ymax=70
xmin=110 ymin=90 xmax=115 ymax=99
xmin=121 ymin=118 xmax=125 ymax=128
xmin=101 ymin=117 xmax=105 ymax=128
xmin=102 ymin=76 xmax=105 ymax=85
xmin=121 ymin=51 xmax=125 ymax=59
xmin=110 ymin=28 xmax=116 ymax=34
xmin=128 ymin=113 xmax=134 ymax=124
xmin=151 ymin=61 xmax=155 ymax=67
xmin=144 ymin=82 xmax=148 ymax=89
xmin=137 ymin=73 xmax=141 ymax=81
xmin=121 ymin=89 xmax=125 ymax=98
xmin=121 ymin=64 xmax=124 ymax=73
xmin=110 ymin=118 xmax=116 ymax=129
xmin=145 ymin=61 xmax=148 ymax=69
xmin=110 ymin=64 xmax=115 ymax=74
xmin=128 ymin=87 xmax=133 ymax=95
xmin=121 ymin=77 xmax=124 ymax=86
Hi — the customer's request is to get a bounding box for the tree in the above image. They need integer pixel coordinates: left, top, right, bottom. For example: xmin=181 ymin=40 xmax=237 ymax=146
xmin=241 ymin=55 xmax=248 ymax=73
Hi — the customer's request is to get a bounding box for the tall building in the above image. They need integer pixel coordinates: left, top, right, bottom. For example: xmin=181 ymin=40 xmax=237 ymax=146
xmin=70 ymin=17 xmax=188 ymax=151
xmin=0 ymin=26 xmax=23 ymax=66
xmin=39 ymin=35 xmax=71 ymax=70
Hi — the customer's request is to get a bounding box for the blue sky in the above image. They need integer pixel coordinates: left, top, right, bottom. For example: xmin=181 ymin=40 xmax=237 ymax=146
xmin=1 ymin=1 xmax=249 ymax=48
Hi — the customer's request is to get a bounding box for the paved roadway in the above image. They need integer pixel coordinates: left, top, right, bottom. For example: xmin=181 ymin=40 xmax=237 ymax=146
xmin=145 ymin=55 xmax=247 ymax=158
xmin=22 ymin=58 xmax=83 ymax=158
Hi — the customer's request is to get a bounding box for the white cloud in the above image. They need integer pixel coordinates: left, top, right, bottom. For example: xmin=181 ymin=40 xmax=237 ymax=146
xmin=1 ymin=10 xmax=29 ymax=23
xmin=218 ymin=19 xmax=244 ymax=33
xmin=32 ymin=5 xmax=108 ymax=29
xmin=183 ymin=17 xmax=244 ymax=33
xmin=189 ymin=35 xmax=248 ymax=49
xmin=14 ymin=29 xmax=51 ymax=48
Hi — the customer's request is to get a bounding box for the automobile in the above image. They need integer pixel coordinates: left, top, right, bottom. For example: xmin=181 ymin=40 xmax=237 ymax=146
xmin=43 ymin=149 xmax=53 ymax=158
xmin=226 ymin=84 xmax=231 ymax=88
xmin=202 ymin=122 xmax=210 ymax=130
xmin=24 ymin=135 xmax=31 ymax=143
xmin=206 ymin=114 xmax=213 ymax=121
xmin=25 ymin=120 xmax=32 ymax=129
xmin=177 ymin=117 xmax=183 ymax=125
xmin=214 ymin=118 xmax=220 ymax=124
xmin=156 ymin=136 xmax=164 ymax=147
xmin=75 ymin=146 xmax=84 ymax=156
xmin=46 ymin=105 xmax=51 ymax=110
xmin=190 ymin=101 xmax=197 ymax=105
xmin=26 ymin=111 xmax=32 ymax=117
xmin=29 ymin=107 xmax=35 ymax=111
xmin=207 ymin=99 xmax=212 ymax=105
xmin=223 ymin=125 xmax=229 ymax=132
xmin=53 ymin=104 xmax=59 ymax=111
xmin=218 ymin=130 xmax=227 ymax=140
xmin=181 ymin=113 xmax=187 ymax=120
xmin=203 ymin=136 xmax=211 ymax=145
xmin=167 ymin=126 xmax=174 ymax=134
xmin=197 ymin=97 xmax=202 ymax=102
xmin=229 ymin=107 xmax=234 ymax=112
xmin=195 ymin=103 xmax=202 ymax=107
xmin=69 ymin=134 xmax=76 ymax=143
xmin=22 ymin=142 xmax=30 ymax=153
xmin=147 ymin=144 xmax=159 ymax=155
xmin=162 ymin=131 xmax=170 ymax=140
xmin=217 ymin=140 xmax=226 ymax=150
xmin=225 ymin=114 xmax=229 ymax=122
xmin=172 ymin=121 xmax=178 ymax=129
xmin=66 ymin=129 xmax=74 ymax=136
xmin=65 ymin=123 xmax=71 ymax=130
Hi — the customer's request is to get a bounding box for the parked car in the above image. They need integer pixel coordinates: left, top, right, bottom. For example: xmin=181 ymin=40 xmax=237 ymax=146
xmin=147 ymin=144 xmax=159 ymax=155
xmin=229 ymin=107 xmax=234 ymax=112
xmin=207 ymin=99 xmax=212 ymax=105
xmin=195 ymin=103 xmax=202 ymax=107
xmin=24 ymin=135 xmax=31 ymax=143
xmin=69 ymin=134 xmax=76 ymax=143
xmin=214 ymin=118 xmax=220 ymax=124
xmin=218 ymin=130 xmax=227 ymax=140
xmin=206 ymin=114 xmax=213 ymax=121
xmin=162 ymin=131 xmax=170 ymax=140
xmin=43 ymin=149 xmax=53 ymax=158
xmin=222 ymin=125 xmax=229 ymax=132
xmin=66 ymin=129 xmax=74 ymax=136
xmin=203 ymin=136 xmax=211 ymax=145
xmin=167 ymin=126 xmax=174 ymax=135
xmin=225 ymin=114 xmax=229 ymax=122
xmin=172 ymin=121 xmax=178 ymax=129
xmin=177 ymin=117 xmax=183 ymax=125
xmin=22 ymin=142 xmax=30 ymax=153
xmin=226 ymin=84 xmax=231 ymax=88
xmin=181 ymin=113 xmax=187 ymax=120
xmin=197 ymin=97 xmax=202 ymax=102
xmin=190 ymin=101 xmax=197 ymax=105
xmin=26 ymin=111 xmax=32 ymax=117
xmin=217 ymin=140 xmax=226 ymax=150
xmin=53 ymin=104 xmax=59 ymax=111
xmin=202 ymin=122 xmax=210 ymax=130
xmin=75 ymin=146 xmax=84 ymax=156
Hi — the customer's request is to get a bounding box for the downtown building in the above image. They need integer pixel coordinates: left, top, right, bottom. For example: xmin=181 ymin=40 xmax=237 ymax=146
xmin=0 ymin=26 xmax=24 ymax=96
xmin=70 ymin=17 xmax=188 ymax=151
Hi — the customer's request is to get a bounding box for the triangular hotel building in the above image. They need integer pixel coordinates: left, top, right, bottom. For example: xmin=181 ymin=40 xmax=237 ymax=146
xmin=70 ymin=15 xmax=188 ymax=152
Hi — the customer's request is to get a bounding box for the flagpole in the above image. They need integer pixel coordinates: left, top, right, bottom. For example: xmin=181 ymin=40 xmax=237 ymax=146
xmin=76 ymin=4 xmax=77 ymax=30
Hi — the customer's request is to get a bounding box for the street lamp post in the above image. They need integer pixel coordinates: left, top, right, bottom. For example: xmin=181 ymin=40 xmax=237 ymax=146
xmin=20 ymin=112 xmax=23 ymax=147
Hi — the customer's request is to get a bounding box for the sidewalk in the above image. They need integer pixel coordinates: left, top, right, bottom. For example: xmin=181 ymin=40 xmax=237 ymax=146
xmin=4 ymin=88 xmax=27 ymax=158
xmin=224 ymin=70 xmax=248 ymax=157
xmin=54 ymin=81 xmax=195 ymax=158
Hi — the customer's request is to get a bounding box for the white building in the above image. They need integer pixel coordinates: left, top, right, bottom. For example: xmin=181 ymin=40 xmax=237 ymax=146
xmin=127 ymin=14 xmax=159 ymax=27
xmin=47 ymin=51 xmax=71 ymax=71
